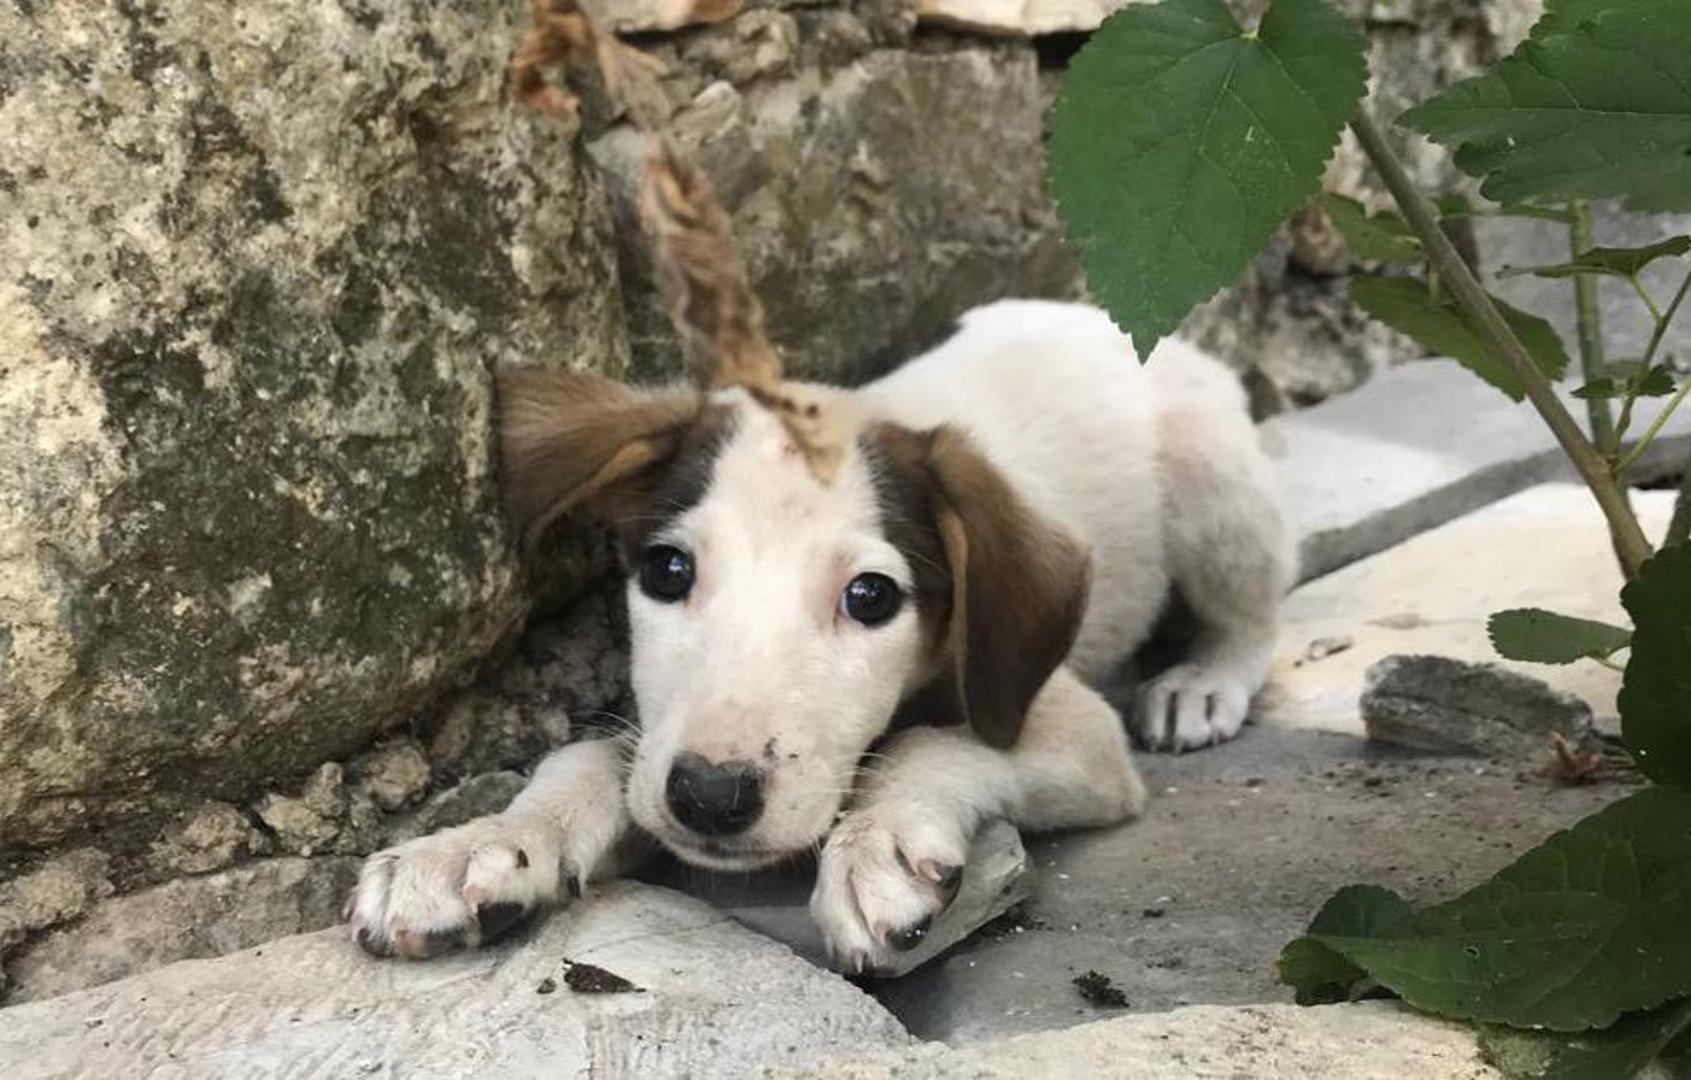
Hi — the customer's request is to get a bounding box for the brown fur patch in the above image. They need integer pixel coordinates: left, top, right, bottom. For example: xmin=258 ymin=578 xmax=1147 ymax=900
xmin=865 ymin=424 xmax=1093 ymax=748
xmin=498 ymin=369 xmax=730 ymax=551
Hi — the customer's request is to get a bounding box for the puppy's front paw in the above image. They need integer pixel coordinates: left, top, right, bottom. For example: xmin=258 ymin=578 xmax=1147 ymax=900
xmin=809 ymin=807 xmax=968 ymax=974
xmin=348 ymin=814 xmax=566 ymax=959
xmin=1135 ymin=662 xmax=1253 ymax=752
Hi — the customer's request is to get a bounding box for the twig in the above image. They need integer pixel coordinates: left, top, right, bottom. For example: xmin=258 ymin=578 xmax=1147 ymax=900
xmin=1349 ymin=107 xmax=1654 ymax=579
xmin=1613 ymin=266 xmax=1691 ymax=476
xmin=1568 ymin=202 xmax=1615 ymax=451
xmin=1616 ymin=377 xmax=1691 ymax=475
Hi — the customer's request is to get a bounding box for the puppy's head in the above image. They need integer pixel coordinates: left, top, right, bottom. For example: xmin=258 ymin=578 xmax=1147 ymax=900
xmin=499 ymin=372 xmax=1090 ymax=870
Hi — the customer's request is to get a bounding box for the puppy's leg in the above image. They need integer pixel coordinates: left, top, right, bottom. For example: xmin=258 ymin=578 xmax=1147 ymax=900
xmin=811 ymin=667 xmax=1144 ymax=972
xmin=1136 ymin=398 xmax=1294 ymax=752
xmin=348 ymin=737 xmax=630 ymax=958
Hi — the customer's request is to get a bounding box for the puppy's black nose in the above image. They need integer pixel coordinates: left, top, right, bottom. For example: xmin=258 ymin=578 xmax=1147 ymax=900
xmin=665 ymin=752 xmax=764 ymax=837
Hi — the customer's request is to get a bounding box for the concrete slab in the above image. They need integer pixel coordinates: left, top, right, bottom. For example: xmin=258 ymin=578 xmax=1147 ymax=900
xmin=785 ymin=1001 xmax=1501 ymax=1080
xmin=1274 ymin=360 xmax=1688 ymax=580
xmin=0 ymin=882 xmax=910 ymax=1080
xmin=866 ymin=485 xmax=1663 ymax=1045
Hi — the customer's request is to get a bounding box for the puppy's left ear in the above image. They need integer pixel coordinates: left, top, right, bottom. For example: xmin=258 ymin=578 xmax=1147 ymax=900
xmin=920 ymin=427 xmax=1092 ymax=749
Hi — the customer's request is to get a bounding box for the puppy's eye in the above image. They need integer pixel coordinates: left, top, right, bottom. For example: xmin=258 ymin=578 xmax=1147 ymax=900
xmin=639 ymin=545 xmax=694 ymax=603
xmin=841 ymin=573 xmax=903 ymax=627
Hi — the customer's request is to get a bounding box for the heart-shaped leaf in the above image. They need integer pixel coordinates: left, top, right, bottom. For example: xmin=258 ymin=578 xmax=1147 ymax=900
xmin=1049 ymin=0 xmax=1368 ymax=355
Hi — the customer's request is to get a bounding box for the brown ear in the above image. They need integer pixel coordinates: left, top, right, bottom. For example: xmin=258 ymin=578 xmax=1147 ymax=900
xmin=497 ymin=368 xmax=702 ymax=547
xmin=873 ymin=424 xmax=1092 ymax=749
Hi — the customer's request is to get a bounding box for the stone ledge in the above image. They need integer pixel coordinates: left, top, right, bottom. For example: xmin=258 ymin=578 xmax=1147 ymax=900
xmin=782 ymin=1001 xmax=1499 ymax=1079
xmin=0 ymin=882 xmax=910 ymax=1080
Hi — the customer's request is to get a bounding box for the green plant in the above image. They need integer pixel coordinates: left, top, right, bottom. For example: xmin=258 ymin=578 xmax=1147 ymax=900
xmin=1048 ymin=1 xmax=1691 ymax=1075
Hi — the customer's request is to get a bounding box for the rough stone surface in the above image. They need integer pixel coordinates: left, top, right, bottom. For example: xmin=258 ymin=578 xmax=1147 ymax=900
xmin=2 ymin=857 xmax=359 ymax=1006
xmin=0 ymin=850 xmax=113 ymax=954
xmin=590 ymin=24 xmax=1078 ymax=386
xmin=0 ymin=0 xmax=629 ymax=854
xmin=1360 ymin=655 xmax=1594 ymax=758
xmin=0 ymin=883 xmax=912 ymax=1079
xmin=1274 ymin=362 xmax=1691 ymax=581
xmin=148 ymin=802 xmax=265 ymax=876
xmin=786 ymin=1001 xmax=1501 ymax=1079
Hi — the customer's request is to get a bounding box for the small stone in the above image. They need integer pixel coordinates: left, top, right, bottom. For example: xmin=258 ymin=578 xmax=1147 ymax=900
xmin=536 ymin=977 xmax=557 ymax=995
xmin=149 ymin=803 xmax=264 ymax=876
xmin=1303 ymin=635 xmax=1354 ymax=663
xmin=562 ymin=961 xmax=642 ymax=994
xmin=1141 ymin=906 xmax=1166 ymax=919
xmin=352 ymin=740 xmax=433 ymax=814
xmin=1072 ymin=969 xmax=1129 ymax=1008
xmin=0 ymin=849 xmax=114 ymax=951
xmin=1360 ymin=655 xmax=1594 ymax=761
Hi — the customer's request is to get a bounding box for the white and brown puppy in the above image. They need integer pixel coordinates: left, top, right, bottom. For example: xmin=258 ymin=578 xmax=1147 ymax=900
xmin=347 ymin=297 xmax=1294 ymax=972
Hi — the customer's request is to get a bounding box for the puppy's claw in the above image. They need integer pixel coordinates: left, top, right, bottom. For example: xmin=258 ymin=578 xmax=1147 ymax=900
xmin=887 ymin=915 xmax=933 ymax=952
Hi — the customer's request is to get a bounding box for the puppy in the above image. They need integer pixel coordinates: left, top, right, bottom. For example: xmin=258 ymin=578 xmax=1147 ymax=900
xmin=347 ymin=298 xmax=1294 ymax=972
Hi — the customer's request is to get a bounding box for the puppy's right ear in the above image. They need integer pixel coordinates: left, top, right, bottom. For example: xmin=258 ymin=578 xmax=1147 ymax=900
xmin=497 ymin=369 xmax=701 ymax=547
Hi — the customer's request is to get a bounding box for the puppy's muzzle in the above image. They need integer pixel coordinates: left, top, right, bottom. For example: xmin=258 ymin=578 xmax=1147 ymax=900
xmin=665 ymin=752 xmax=764 ymax=837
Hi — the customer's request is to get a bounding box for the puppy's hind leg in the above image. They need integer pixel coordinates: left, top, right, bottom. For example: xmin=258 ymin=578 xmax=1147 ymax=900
xmin=1136 ymin=388 xmax=1295 ymax=752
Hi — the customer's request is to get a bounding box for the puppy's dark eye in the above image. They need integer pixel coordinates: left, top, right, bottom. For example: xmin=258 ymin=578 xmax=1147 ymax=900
xmin=639 ymin=545 xmax=694 ymax=603
xmin=841 ymin=573 xmax=903 ymax=627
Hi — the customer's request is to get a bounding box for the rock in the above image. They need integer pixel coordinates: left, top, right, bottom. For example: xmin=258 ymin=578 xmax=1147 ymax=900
xmin=1 ymin=857 xmax=359 ymax=1005
xmin=351 ymin=739 xmax=433 ymax=813
xmin=148 ymin=802 xmax=265 ymax=876
xmin=384 ymin=770 xmax=531 ymax=844
xmin=0 ymin=883 xmax=912 ymax=1077
xmin=0 ymin=850 xmax=113 ymax=952
xmin=782 ymin=1001 xmax=1501 ymax=1080
xmin=256 ymin=764 xmax=348 ymax=857
xmin=591 ymin=32 xmax=1079 ymax=386
xmin=0 ymin=0 xmax=629 ymax=853
xmin=1360 ymin=654 xmax=1594 ymax=760
xmin=916 ymin=0 xmax=1121 ymax=35
xmin=424 ymin=582 xmax=626 ymax=778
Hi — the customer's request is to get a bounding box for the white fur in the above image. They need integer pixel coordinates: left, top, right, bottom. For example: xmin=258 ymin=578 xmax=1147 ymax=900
xmin=347 ymin=300 xmax=1293 ymax=967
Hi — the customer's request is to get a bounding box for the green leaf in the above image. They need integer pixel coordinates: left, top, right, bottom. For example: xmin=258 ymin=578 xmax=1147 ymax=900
xmin=1488 ymin=608 xmax=1632 ymax=665
xmin=1400 ymin=1 xmax=1691 ymax=213
xmin=1048 ymin=0 xmax=1368 ymax=355
xmin=1479 ymin=999 xmax=1691 ymax=1080
xmin=1311 ymin=786 xmax=1691 ymax=1031
xmin=1620 ymin=543 xmax=1691 ymax=784
xmin=1318 ymin=194 xmax=1422 ymax=263
xmin=1577 ymin=364 xmax=1678 ymax=401
xmin=1277 ymin=885 xmax=1415 ymax=1004
xmin=1349 ymin=276 xmax=1573 ymax=401
xmin=1505 ymin=237 xmax=1691 ymax=281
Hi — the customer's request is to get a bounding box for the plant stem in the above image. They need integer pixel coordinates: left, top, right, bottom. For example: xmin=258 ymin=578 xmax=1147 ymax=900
xmin=1616 ymin=376 xmax=1691 ymax=474
xmin=1615 ymin=266 xmax=1691 ymax=475
xmin=1349 ymin=107 xmax=1654 ymax=579
xmin=1568 ymin=201 xmax=1615 ymax=451
xmin=1642 ymin=266 xmax=1691 ymax=369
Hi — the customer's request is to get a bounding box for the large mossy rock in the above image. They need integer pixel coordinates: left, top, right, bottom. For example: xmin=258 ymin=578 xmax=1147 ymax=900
xmin=0 ymin=0 xmax=628 ymax=851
